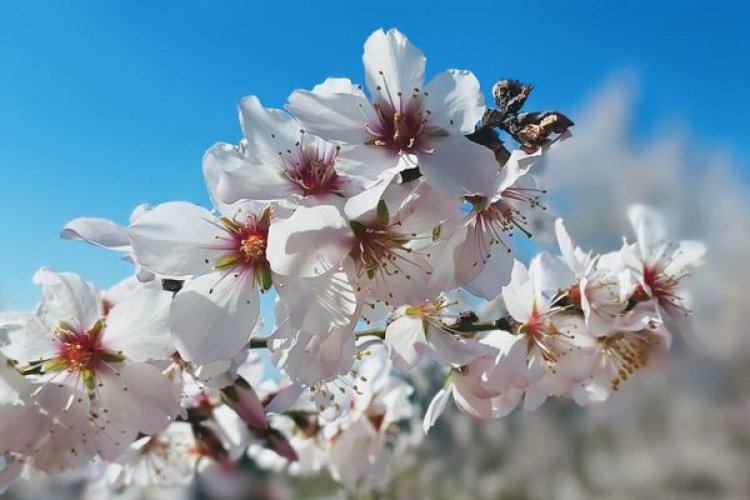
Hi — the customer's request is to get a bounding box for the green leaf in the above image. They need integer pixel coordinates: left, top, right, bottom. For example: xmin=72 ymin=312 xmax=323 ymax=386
xmin=376 ymin=199 xmax=389 ymax=226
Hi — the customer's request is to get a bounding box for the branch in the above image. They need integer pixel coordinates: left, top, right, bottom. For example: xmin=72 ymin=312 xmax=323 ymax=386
xmin=354 ymin=317 xmax=514 ymax=340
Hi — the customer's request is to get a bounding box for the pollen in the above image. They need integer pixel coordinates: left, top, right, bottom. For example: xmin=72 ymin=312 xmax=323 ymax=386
xmin=240 ymin=235 xmax=267 ymax=263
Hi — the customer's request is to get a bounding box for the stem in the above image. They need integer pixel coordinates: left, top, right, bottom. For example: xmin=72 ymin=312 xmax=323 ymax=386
xmin=354 ymin=319 xmax=510 ymax=339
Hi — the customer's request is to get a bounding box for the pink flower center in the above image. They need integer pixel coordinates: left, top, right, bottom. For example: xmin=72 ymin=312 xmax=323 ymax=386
xmin=280 ymin=139 xmax=344 ymax=196
xmin=53 ymin=320 xmax=111 ymax=373
xmin=366 ymin=90 xmax=429 ymax=155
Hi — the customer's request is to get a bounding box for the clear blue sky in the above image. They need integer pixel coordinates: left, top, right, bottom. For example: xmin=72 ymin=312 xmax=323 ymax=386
xmin=1 ymin=0 xmax=748 ymax=310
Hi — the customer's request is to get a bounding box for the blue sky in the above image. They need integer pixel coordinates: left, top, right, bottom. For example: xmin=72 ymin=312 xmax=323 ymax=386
xmin=1 ymin=0 xmax=748 ymax=311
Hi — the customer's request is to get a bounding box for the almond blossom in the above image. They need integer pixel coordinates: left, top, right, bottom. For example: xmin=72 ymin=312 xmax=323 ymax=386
xmin=287 ymin=28 xmax=498 ymax=197
xmin=622 ymin=205 xmax=706 ymax=337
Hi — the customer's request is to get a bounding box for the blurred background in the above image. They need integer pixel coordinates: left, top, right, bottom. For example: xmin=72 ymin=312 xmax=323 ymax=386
xmin=2 ymin=1 xmax=749 ymax=498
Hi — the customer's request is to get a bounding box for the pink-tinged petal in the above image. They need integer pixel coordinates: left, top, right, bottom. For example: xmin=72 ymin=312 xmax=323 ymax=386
xmin=287 ymin=90 xmax=376 ymax=144
xmin=427 ymin=329 xmax=488 ymax=367
xmin=422 ymin=387 xmax=451 ymax=433
xmin=267 ymin=205 xmax=353 ymax=278
xmin=128 ymin=201 xmax=228 ymax=277
xmin=627 ymin=204 xmax=667 ymax=259
xmin=239 ymin=95 xmax=300 ymax=162
xmin=221 ymin=379 xmax=268 ymax=430
xmin=417 ymin=135 xmax=498 ymax=197
xmin=209 ymin=143 xmax=291 ymax=205
xmin=104 ymin=288 xmax=175 ymax=362
xmin=60 ymin=217 xmax=130 ymax=251
xmin=363 ymin=28 xmax=425 ymax=107
xmin=275 ymin=263 xmax=358 ymax=333
xmin=264 ymin=384 xmax=305 ymax=415
xmin=522 ymin=384 xmax=548 ymax=412
xmin=425 ymin=69 xmax=485 ymax=135
xmin=383 ymin=315 xmax=427 ymax=371
xmin=170 ymin=270 xmax=259 ymax=365
xmin=452 ymin=377 xmax=493 ymax=420
xmin=97 ymin=361 xmax=180 ymax=434
xmin=33 ymin=268 xmax=102 ymax=331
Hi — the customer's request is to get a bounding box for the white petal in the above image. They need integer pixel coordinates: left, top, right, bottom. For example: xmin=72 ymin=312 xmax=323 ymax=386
xmin=287 ymin=90 xmax=376 ymax=144
xmin=239 ymin=95 xmax=300 ymax=161
xmin=209 ymin=143 xmax=292 ymax=205
xmin=170 ymin=270 xmax=259 ymax=364
xmin=502 ymin=260 xmax=534 ymax=321
xmin=335 ymin=144 xmax=400 ymax=181
xmin=422 ymin=387 xmax=451 ymax=433
xmin=33 ymin=268 xmax=102 ymax=331
xmin=275 ymin=264 xmax=358 ymax=333
xmin=104 ymin=288 xmax=175 ymax=362
xmin=128 ymin=202 xmax=228 ymax=277
xmin=383 ymin=316 xmax=427 ymax=371
xmin=363 ymin=28 xmax=425 ymax=107
xmin=266 ymin=205 xmax=353 ymax=278
xmin=1 ymin=316 xmax=56 ymax=364
xmin=627 ymin=204 xmax=667 ymax=258
xmin=427 ymin=329 xmax=487 ymax=367
xmin=60 ymin=217 xmax=130 ymax=251
xmin=343 ymin=171 xmax=397 ymax=223
xmin=665 ymin=240 xmax=706 ymax=276
xmin=98 ymin=362 xmax=180 ymax=434
xmin=425 ymin=69 xmax=485 ymax=134
xmin=417 ymin=135 xmax=498 ymax=197
xmin=464 ymin=241 xmax=515 ymax=300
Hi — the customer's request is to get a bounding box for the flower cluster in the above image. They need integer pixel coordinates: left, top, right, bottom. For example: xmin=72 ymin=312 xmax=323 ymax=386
xmin=0 ymin=28 xmax=703 ymax=494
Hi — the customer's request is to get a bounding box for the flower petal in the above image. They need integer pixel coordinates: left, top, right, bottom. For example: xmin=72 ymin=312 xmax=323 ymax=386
xmin=97 ymin=361 xmax=180 ymax=434
xmin=425 ymin=69 xmax=485 ymax=135
xmin=128 ymin=202 xmax=229 ymax=277
xmin=169 ymin=270 xmax=259 ymax=364
xmin=267 ymin=205 xmax=353 ymax=278
xmin=60 ymin=217 xmax=130 ymax=251
xmin=104 ymin=288 xmax=175 ymax=362
xmin=363 ymin=28 xmax=425 ymax=107
xmin=211 ymin=143 xmax=292 ymax=204
xmin=287 ymin=89 xmax=376 ymax=144
xmin=417 ymin=135 xmax=498 ymax=197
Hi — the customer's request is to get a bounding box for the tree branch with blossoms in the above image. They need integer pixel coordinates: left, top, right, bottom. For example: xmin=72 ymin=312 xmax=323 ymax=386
xmin=0 ymin=28 xmax=703 ymax=496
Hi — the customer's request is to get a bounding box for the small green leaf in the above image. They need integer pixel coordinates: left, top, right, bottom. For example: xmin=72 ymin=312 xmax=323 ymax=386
xmin=376 ymin=199 xmax=389 ymax=226
xmin=100 ymin=351 xmax=126 ymax=363
xmin=214 ymin=253 xmax=240 ymax=270
xmin=257 ymin=265 xmax=273 ymax=292
xmin=83 ymin=369 xmax=96 ymax=392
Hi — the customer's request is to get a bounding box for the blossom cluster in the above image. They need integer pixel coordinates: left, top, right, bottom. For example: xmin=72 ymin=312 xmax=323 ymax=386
xmin=0 ymin=28 xmax=704 ymax=494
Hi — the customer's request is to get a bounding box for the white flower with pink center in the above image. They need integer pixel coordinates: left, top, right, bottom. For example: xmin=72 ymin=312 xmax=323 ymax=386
xmin=210 ymin=95 xmax=365 ymax=208
xmin=0 ymin=269 xmax=180 ymax=439
xmin=287 ymin=28 xmax=498 ymax=198
xmin=430 ymin=149 xmax=543 ymax=298
xmin=621 ymin=205 xmax=706 ymax=337
xmin=267 ymin=173 xmax=458 ymax=308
